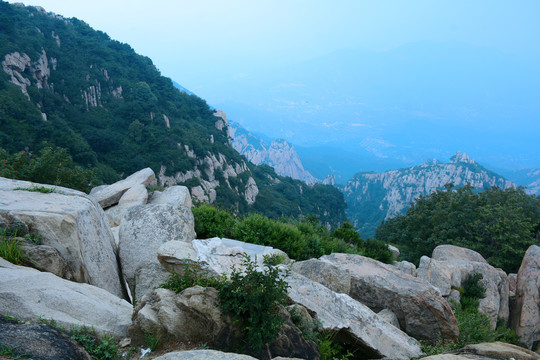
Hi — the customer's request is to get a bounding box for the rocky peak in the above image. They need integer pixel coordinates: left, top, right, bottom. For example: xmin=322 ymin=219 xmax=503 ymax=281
xmin=450 ymin=151 xmax=475 ymax=164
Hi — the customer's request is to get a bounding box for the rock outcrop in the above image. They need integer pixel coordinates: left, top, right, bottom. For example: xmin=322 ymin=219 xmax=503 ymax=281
xmin=0 ymin=258 xmax=132 ymax=339
xmin=286 ymin=272 xmax=423 ymax=359
xmin=321 ymin=253 xmax=459 ymax=342
xmin=119 ymin=203 xmax=196 ymax=300
xmin=153 ymin=350 xmax=258 ymax=360
xmin=420 ymin=342 xmax=540 ymax=359
xmin=418 ymin=245 xmax=510 ymax=328
xmin=0 ymin=177 xmax=125 ymax=298
xmin=511 ymin=245 xmax=540 ymax=349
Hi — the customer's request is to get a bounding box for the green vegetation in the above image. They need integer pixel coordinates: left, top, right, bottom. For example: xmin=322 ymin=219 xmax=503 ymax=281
xmin=70 ymin=325 xmax=120 ymax=360
xmin=0 ymin=227 xmax=23 ymax=265
xmin=192 ymin=204 xmax=393 ymax=263
xmin=376 ymin=184 xmax=540 ymax=273
xmin=421 ymin=273 xmax=523 ymax=355
xmin=0 ymin=1 xmax=347 ymax=224
xmin=159 ymin=260 xmax=226 ymax=293
xmin=0 ymin=344 xmax=33 ymax=360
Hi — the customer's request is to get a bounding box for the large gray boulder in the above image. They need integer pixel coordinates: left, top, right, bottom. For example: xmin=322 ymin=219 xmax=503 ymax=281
xmin=149 ymin=185 xmax=192 ymax=208
xmin=131 ymin=286 xmax=320 ymax=359
xmin=418 ymin=244 xmax=510 ymax=328
xmin=119 ymin=204 xmax=196 ymax=300
xmin=20 ymin=238 xmax=75 ymax=280
xmin=153 ymin=350 xmax=257 ymax=360
xmin=0 ymin=177 xmax=125 ymax=298
xmin=104 ymin=183 xmax=148 ymax=227
xmin=0 ymin=258 xmax=132 ymax=339
xmin=89 ymin=167 xmax=155 ymax=208
xmin=0 ymin=318 xmax=92 ymax=360
xmin=321 ymin=252 xmax=459 ymax=342
xmin=157 ymin=237 xmax=289 ymax=277
xmin=420 ymin=342 xmax=540 ymax=359
xmin=511 ymin=245 xmax=540 ymax=349
xmin=291 ymin=258 xmax=350 ymax=294
xmin=286 ymin=272 xmax=422 ymax=359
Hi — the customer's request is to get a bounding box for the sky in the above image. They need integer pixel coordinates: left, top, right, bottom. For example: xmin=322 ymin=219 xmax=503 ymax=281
xmin=6 ymin=0 xmax=540 ymax=172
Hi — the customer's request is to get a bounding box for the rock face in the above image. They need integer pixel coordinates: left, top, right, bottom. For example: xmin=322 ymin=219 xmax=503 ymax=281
xmin=89 ymin=167 xmax=156 ymax=208
xmin=286 ymin=272 xmax=422 ymax=359
xmin=104 ymin=183 xmax=148 ymax=227
xmin=0 ymin=258 xmax=132 ymax=339
xmin=511 ymin=245 xmax=540 ymax=349
xmin=148 ymin=185 xmax=192 ymax=208
xmin=291 ymin=258 xmax=350 ymax=294
xmin=20 ymin=239 xmax=75 ymax=281
xmin=2 ymin=50 xmax=53 ymax=99
xmin=0 ymin=177 xmax=125 ymax=298
xmin=119 ymin=203 xmax=196 ymax=300
xmin=229 ymin=121 xmax=319 ymax=184
xmin=321 ymin=253 xmax=459 ymax=342
xmin=0 ymin=317 xmax=92 ymax=360
xmin=343 ymin=151 xmax=516 ymax=236
xmin=418 ymin=245 xmax=510 ymax=328
xmin=157 ymin=237 xmax=289 ymax=278
xmin=131 ymin=286 xmax=319 ymax=359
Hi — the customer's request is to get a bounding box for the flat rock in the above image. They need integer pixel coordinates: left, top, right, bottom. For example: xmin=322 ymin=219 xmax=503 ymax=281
xmin=148 ymin=185 xmax=192 ymax=208
xmin=0 ymin=177 xmax=124 ymax=298
xmin=321 ymin=253 xmax=459 ymax=342
xmin=291 ymin=258 xmax=350 ymax=294
xmin=0 ymin=258 xmax=132 ymax=339
xmin=286 ymin=271 xmax=422 ymax=359
xmin=89 ymin=167 xmax=155 ymax=208
xmin=119 ymin=204 xmax=196 ymax=300
xmin=153 ymin=350 xmax=258 ymax=360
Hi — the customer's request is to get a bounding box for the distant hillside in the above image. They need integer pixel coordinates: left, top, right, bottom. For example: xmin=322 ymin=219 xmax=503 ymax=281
xmin=0 ymin=2 xmax=346 ymax=226
xmin=228 ymin=121 xmax=319 ymax=184
xmin=342 ymin=152 xmax=516 ymax=237
xmin=498 ymin=168 xmax=540 ymax=195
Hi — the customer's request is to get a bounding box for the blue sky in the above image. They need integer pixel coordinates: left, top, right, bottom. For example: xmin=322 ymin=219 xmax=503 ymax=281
xmin=6 ymin=1 xmax=540 ymax=171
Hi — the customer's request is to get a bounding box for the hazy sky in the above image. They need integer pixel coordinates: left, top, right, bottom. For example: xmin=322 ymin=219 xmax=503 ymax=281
xmin=7 ymin=1 xmax=540 ymax=97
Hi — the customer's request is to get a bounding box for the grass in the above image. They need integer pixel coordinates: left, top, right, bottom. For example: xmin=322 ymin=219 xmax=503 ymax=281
xmin=14 ymin=185 xmax=55 ymax=193
xmin=0 ymin=230 xmax=24 ymax=265
xmin=0 ymin=344 xmax=33 ymax=359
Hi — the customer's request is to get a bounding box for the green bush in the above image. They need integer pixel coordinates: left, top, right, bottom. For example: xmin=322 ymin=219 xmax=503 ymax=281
xmin=0 ymin=228 xmax=23 ymax=265
xmin=361 ymin=239 xmax=393 ymax=264
xmin=159 ymin=260 xmax=226 ymax=293
xmin=192 ymin=204 xmax=236 ymax=239
xmin=70 ymin=325 xmax=120 ymax=360
xmin=218 ymin=255 xmax=290 ymax=354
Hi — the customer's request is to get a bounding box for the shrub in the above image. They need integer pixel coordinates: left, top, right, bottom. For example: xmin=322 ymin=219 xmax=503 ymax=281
xmin=70 ymin=325 xmax=120 ymax=360
xmin=192 ymin=204 xmax=236 ymax=239
xmin=218 ymin=255 xmax=290 ymax=354
xmin=361 ymin=239 xmax=393 ymax=264
xmin=159 ymin=260 xmax=226 ymax=293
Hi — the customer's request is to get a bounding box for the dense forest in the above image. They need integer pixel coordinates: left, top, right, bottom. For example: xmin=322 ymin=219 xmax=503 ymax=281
xmin=0 ymin=1 xmax=346 ymax=226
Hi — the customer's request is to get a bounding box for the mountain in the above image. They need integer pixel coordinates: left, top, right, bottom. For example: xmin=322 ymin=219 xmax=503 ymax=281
xmin=342 ymin=151 xmax=516 ymax=237
xmin=0 ymin=2 xmax=346 ymax=226
xmin=228 ymin=121 xmax=318 ymax=184
xmin=496 ymin=168 xmax=540 ymax=195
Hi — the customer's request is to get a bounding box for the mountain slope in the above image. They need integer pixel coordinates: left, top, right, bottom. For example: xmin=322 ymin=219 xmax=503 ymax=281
xmin=228 ymin=121 xmax=318 ymax=184
xmin=0 ymin=2 xmax=346 ymax=226
xmin=342 ymin=152 xmax=516 ymax=237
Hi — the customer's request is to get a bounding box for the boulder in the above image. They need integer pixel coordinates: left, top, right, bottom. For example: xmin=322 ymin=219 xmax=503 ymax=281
xmin=157 ymin=237 xmax=289 ymax=277
xmin=0 ymin=177 xmax=125 ymax=298
xmin=321 ymin=253 xmax=459 ymax=342
xmin=89 ymin=167 xmax=155 ymax=208
xmin=286 ymin=272 xmax=422 ymax=359
xmin=153 ymin=350 xmax=257 ymax=360
xmin=20 ymin=238 xmax=75 ymax=280
xmin=378 ymin=309 xmax=401 ymax=329
xmin=104 ymin=183 xmax=148 ymax=227
xmin=291 ymin=258 xmax=350 ymax=294
xmin=0 ymin=258 xmax=132 ymax=339
xmin=509 ymin=273 xmax=517 ymax=294
xmin=511 ymin=245 xmax=540 ymax=349
xmin=421 ymin=342 xmax=540 ymax=359
xmin=149 ymin=185 xmax=192 ymax=208
xmin=0 ymin=317 xmax=92 ymax=360
xmin=388 ymin=244 xmax=400 ymax=259
xmin=119 ymin=204 xmax=196 ymax=300
xmin=393 ymin=260 xmax=417 ymax=277
xmin=418 ymin=245 xmax=510 ymax=328
xmin=131 ymin=286 xmax=319 ymax=359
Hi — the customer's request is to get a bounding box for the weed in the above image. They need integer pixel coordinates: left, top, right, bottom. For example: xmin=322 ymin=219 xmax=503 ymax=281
xmin=14 ymin=185 xmax=55 ymax=193
xmin=23 ymin=233 xmax=41 ymax=245
xmin=262 ymin=252 xmax=287 ymax=266
xmin=70 ymin=324 xmax=120 ymax=360
xmin=0 ymin=344 xmax=33 ymax=359
xmin=37 ymin=315 xmax=62 ymax=329
xmin=144 ymin=331 xmax=161 ymax=351
xmin=0 ymin=230 xmax=24 ymax=265
xmin=159 ymin=260 xmax=226 ymax=293
xmin=316 ymin=330 xmax=353 ymax=360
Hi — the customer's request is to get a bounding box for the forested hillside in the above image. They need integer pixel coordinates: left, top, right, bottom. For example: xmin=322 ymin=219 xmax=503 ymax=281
xmin=0 ymin=2 xmax=346 ymax=226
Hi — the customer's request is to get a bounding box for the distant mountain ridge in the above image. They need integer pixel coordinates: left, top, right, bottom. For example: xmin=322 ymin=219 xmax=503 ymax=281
xmin=228 ymin=121 xmax=319 ymax=184
xmin=342 ymin=152 xmax=516 ymax=237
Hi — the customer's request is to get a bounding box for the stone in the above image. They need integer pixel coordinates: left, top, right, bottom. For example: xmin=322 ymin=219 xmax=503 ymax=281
xmin=378 ymin=309 xmax=400 ymax=329
xmin=131 ymin=286 xmax=319 ymax=359
xmin=0 ymin=317 xmax=92 ymax=360
xmin=509 ymin=273 xmax=517 ymax=293
xmin=286 ymin=272 xmax=422 ymax=359
xmin=418 ymin=245 xmax=510 ymax=328
xmin=153 ymin=350 xmax=258 ymax=360
xmin=148 ymin=185 xmax=192 ymax=208
xmin=388 ymin=244 xmax=400 ymax=259
xmin=89 ymin=167 xmax=155 ymax=208
xmin=420 ymin=342 xmax=540 ymax=359
xmin=158 ymin=237 xmax=289 ymax=278
xmin=0 ymin=177 xmax=125 ymax=298
xmin=511 ymin=245 xmax=540 ymax=349
xmin=0 ymin=258 xmax=132 ymax=339
xmin=291 ymin=258 xmax=350 ymax=294
xmin=393 ymin=260 xmax=417 ymax=277
xmin=321 ymin=253 xmax=459 ymax=342
xmin=20 ymin=238 xmax=75 ymax=280
xmin=104 ymin=183 xmax=148 ymax=227
xmin=119 ymin=204 xmax=196 ymax=300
